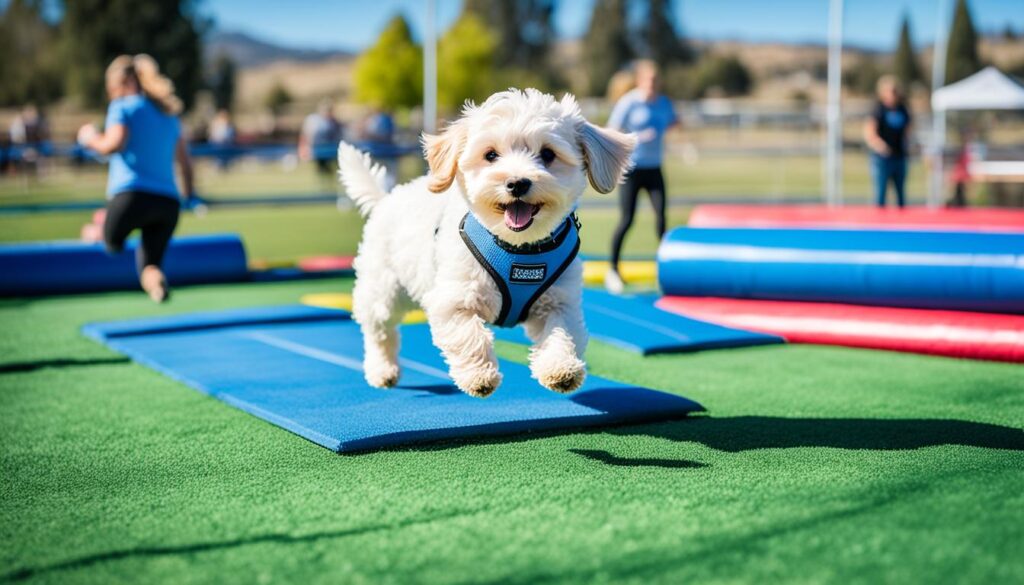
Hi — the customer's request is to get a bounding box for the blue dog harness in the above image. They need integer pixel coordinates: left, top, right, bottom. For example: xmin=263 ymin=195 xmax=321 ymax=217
xmin=460 ymin=212 xmax=581 ymax=328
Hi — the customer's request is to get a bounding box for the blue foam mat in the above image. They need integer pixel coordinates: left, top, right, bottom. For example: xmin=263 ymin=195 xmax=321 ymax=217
xmin=492 ymin=289 xmax=783 ymax=355
xmin=85 ymin=305 xmax=702 ymax=453
xmin=658 ymin=227 xmax=1024 ymax=314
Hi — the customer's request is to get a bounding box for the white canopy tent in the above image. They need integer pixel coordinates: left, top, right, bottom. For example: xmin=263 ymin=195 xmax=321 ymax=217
xmin=932 ymin=66 xmax=1024 ymax=111
xmin=929 ymin=67 xmax=1024 ymax=205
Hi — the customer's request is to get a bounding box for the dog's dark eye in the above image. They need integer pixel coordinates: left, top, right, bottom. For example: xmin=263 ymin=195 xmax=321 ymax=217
xmin=484 ymin=149 xmax=499 ymax=163
xmin=539 ymin=147 xmax=556 ymax=164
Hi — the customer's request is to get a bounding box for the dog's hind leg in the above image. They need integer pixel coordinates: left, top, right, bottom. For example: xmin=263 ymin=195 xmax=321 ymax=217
xmin=352 ymin=271 xmax=405 ymax=388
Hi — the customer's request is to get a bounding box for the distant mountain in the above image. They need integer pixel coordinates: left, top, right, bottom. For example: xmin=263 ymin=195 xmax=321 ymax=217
xmin=206 ymin=30 xmax=353 ymax=68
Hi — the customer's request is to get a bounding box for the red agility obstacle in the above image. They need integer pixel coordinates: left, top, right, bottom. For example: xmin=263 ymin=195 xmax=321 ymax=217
xmin=656 ymin=296 xmax=1024 ymax=363
xmin=688 ymin=205 xmax=1024 ymax=233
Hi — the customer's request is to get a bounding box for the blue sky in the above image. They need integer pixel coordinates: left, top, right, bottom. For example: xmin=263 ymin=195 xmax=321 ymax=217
xmin=202 ymin=0 xmax=1023 ymax=52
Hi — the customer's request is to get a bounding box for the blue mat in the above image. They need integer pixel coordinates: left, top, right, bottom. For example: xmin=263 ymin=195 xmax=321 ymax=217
xmin=492 ymin=289 xmax=783 ymax=355
xmin=84 ymin=305 xmax=703 ymax=453
xmin=0 ymin=234 xmax=248 ymax=297
xmin=658 ymin=227 xmax=1024 ymax=314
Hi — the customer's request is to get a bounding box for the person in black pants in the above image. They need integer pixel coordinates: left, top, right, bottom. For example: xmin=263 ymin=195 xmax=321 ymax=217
xmin=604 ymin=61 xmax=679 ymax=293
xmin=77 ymin=54 xmax=194 ymax=302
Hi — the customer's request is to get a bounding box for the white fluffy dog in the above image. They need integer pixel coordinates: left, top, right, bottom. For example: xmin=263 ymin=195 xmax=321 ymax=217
xmin=337 ymin=88 xmax=635 ymax=397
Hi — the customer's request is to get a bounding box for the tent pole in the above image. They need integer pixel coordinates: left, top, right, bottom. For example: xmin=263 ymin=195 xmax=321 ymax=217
xmin=929 ymin=0 xmax=950 ymax=208
xmin=825 ymin=0 xmax=844 ymax=206
xmin=423 ymin=0 xmax=438 ymax=134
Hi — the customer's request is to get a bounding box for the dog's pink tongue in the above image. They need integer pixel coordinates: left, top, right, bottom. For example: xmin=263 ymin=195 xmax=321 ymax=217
xmin=504 ymin=200 xmax=534 ymax=230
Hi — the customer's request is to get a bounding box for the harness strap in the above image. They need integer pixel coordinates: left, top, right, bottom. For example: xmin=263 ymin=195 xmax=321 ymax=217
xmin=459 ymin=213 xmax=581 ymax=327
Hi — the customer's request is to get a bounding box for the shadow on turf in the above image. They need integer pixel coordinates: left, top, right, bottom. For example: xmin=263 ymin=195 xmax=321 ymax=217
xmin=0 ymin=356 xmax=130 ymax=374
xmin=0 ymin=510 xmax=471 ymax=583
xmin=399 ymin=415 xmax=1024 ymax=465
xmin=631 ymin=416 xmax=1024 ymax=453
xmin=569 ymin=448 xmax=707 ymax=469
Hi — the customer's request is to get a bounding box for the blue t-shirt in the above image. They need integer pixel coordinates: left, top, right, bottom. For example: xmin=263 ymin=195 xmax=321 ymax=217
xmin=105 ymin=95 xmax=181 ymax=198
xmin=607 ymin=90 xmax=678 ymax=169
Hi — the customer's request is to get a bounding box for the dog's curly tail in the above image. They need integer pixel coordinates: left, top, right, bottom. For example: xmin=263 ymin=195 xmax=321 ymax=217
xmin=337 ymin=141 xmax=388 ymax=217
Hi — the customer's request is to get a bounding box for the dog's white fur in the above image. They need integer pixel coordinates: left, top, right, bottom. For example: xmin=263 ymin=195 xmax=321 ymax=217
xmin=338 ymin=88 xmax=635 ymax=397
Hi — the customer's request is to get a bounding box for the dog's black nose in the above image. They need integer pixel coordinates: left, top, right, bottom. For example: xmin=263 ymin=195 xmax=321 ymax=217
xmin=505 ymin=178 xmax=532 ymax=198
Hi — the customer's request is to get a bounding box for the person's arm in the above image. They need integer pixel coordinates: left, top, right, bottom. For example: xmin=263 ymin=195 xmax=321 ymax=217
xmin=175 ymin=135 xmax=194 ymax=201
xmin=606 ymin=98 xmax=628 ymax=132
xmin=666 ymin=96 xmax=681 ymax=131
xmin=297 ymin=116 xmax=312 ymax=160
xmin=863 ymin=117 xmax=890 ymax=156
xmin=78 ymin=123 xmax=128 ymax=156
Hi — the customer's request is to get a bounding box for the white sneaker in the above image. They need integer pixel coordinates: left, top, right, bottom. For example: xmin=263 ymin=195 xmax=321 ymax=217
xmin=604 ymin=268 xmax=625 ymax=295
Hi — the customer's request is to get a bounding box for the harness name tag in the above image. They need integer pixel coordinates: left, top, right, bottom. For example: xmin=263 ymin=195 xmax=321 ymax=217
xmin=509 ymin=263 xmax=547 ymax=283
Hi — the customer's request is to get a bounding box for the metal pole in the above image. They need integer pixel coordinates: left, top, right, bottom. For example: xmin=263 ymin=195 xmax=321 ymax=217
xmin=423 ymin=0 xmax=438 ymax=134
xmin=825 ymin=0 xmax=844 ymax=206
xmin=929 ymin=0 xmax=950 ymax=208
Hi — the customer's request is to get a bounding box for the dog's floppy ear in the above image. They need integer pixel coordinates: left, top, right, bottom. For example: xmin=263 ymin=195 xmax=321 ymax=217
xmin=422 ymin=120 xmax=466 ymax=194
xmin=579 ymin=123 xmax=636 ymax=194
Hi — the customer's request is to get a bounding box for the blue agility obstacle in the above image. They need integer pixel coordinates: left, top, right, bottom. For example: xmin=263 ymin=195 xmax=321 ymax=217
xmin=492 ymin=289 xmax=782 ymax=355
xmin=658 ymin=228 xmax=1024 ymax=314
xmin=83 ymin=305 xmax=703 ymax=453
xmin=0 ymin=234 xmax=248 ymax=296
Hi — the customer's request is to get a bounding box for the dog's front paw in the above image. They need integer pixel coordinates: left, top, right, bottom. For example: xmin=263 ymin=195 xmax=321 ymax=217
xmin=532 ymin=354 xmax=586 ymax=394
xmin=364 ymin=359 xmax=401 ymax=388
xmin=452 ymin=362 xmax=502 ymax=398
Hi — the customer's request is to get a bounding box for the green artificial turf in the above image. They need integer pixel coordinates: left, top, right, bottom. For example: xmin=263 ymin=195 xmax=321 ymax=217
xmin=2 ymin=279 xmax=1023 ymax=584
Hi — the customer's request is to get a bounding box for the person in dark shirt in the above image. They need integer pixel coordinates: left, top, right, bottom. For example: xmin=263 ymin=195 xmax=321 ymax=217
xmin=863 ymin=75 xmax=912 ymax=207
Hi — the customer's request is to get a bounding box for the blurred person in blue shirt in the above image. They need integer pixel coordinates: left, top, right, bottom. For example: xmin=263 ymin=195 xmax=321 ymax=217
xmin=604 ymin=60 xmax=679 ymax=293
xmin=299 ymin=98 xmax=344 ymax=177
xmin=77 ymin=54 xmax=195 ymax=303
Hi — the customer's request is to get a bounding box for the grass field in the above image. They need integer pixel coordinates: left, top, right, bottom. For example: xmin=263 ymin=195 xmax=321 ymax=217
xmin=0 ymin=149 xmax=927 ymax=264
xmin=0 ymin=202 xmax=687 ymax=264
xmin=2 ymin=278 xmax=1023 ymax=584
xmin=0 ymin=151 xmax=929 ymax=205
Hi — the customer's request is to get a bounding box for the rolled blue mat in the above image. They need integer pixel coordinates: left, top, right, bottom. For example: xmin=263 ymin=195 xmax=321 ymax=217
xmin=0 ymin=234 xmax=248 ymax=296
xmin=657 ymin=227 xmax=1024 ymax=314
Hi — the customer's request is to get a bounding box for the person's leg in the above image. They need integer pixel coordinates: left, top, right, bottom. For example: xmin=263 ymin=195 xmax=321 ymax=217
xmin=891 ymin=157 xmax=908 ymax=208
xmin=136 ymin=196 xmax=181 ymax=273
xmin=610 ymin=171 xmax=642 ymax=272
xmin=103 ymin=192 xmax=143 ymax=254
xmin=871 ymin=154 xmax=889 ymax=207
xmin=647 ymin=168 xmax=667 ymax=240
xmin=951 ymin=182 xmax=967 ymax=207
xmin=136 ymin=195 xmax=181 ymax=302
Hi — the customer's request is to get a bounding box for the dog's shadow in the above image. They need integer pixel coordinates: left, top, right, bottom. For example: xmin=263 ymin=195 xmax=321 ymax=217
xmin=401 ymin=414 xmax=1024 ymax=468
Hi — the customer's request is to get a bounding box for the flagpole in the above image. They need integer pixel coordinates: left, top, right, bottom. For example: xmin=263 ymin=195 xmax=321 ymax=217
xmin=825 ymin=0 xmax=844 ymax=206
xmin=929 ymin=0 xmax=950 ymax=208
xmin=423 ymin=0 xmax=438 ymax=135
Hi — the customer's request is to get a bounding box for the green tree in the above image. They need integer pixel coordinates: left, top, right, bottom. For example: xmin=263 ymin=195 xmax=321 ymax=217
xmin=692 ymin=54 xmax=752 ymax=97
xmin=263 ymin=81 xmax=292 ymax=115
xmin=843 ymin=57 xmax=883 ymax=96
xmin=893 ymin=16 xmax=923 ymax=87
xmin=0 ymin=0 xmax=63 ymax=106
xmin=582 ymin=0 xmax=633 ymax=96
xmin=209 ymin=53 xmax=237 ymax=112
xmin=945 ymin=0 xmax=982 ymax=84
xmin=639 ymin=0 xmax=692 ymax=68
xmin=463 ymin=0 xmax=560 ymax=88
xmin=353 ymin=14 xmax=422 ymax=110
xmin=438 ymin=13 xmax=498 ymax=110
xmin=61 ymin=0 xmax=206 ymax=110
